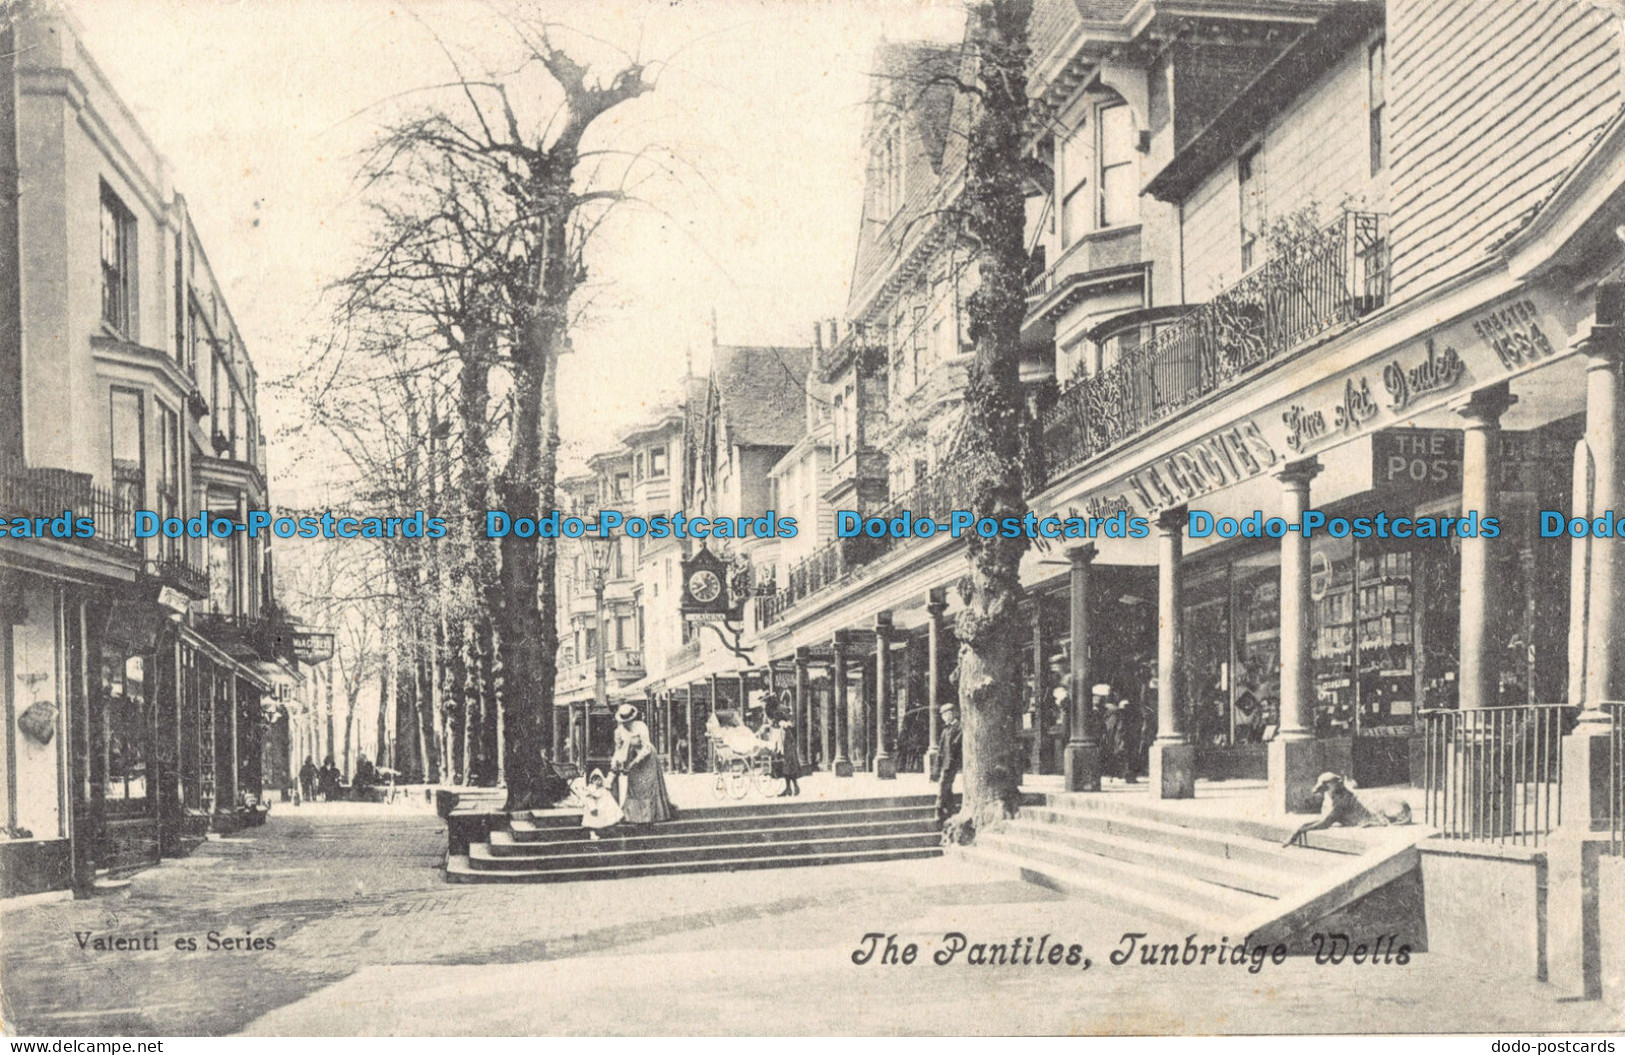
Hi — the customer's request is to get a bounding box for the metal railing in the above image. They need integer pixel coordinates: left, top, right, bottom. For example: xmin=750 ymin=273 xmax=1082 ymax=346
xmin=0 ymin=455 xmax=138 ymax=553
xmin=1042 ymin=211 xmax=1388 ymax=481
xmin=1420 ymin=703 xmax=1577 ymax=847
xmin=1607 ymin=702 xmax=1624 ymax=857
xmin=757 ymin=453 xmax=990 ymax=629
xmin=153 ymin=550 xmax=211 ymax=599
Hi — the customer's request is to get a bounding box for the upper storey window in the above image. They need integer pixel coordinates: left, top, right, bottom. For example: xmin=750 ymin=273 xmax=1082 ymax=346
xmin=1239 ymin=146 xmax=1265 ymax=272
xmin=1368 ymin=38 xmax=1386 ymax=175
xmin=1097 ymin=103 xmax=1138 ymax=228
xmin=100 ymin=185 xmax=137 ymax=336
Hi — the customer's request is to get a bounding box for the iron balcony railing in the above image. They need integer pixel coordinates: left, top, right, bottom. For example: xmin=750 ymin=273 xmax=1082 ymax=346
xmin=757 ymin=455 xmax=989 ymax=628
xmin=757 ymin=213 xmax=1388 ymax=631
xmin=1042 ymin=211 xmax=1388 ymax=481
xmin=1607 ymin=702 xmax=1624 ymax=857
xmin=152 ymin=549 xmax=211 ymax=599
xmin=1420 ymin=703 xmax=1578 ymax=848
xmin=0 ymin=455 xmax=138 ymax=553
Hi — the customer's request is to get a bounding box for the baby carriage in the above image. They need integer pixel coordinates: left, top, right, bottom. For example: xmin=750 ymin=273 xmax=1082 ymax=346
xmin=705 ymin=709 xmax=787 ymax=799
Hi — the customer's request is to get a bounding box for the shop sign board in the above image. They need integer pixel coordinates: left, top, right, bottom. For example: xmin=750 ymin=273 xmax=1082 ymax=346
xmin=291 ymin=631 xmax=335 ymax=664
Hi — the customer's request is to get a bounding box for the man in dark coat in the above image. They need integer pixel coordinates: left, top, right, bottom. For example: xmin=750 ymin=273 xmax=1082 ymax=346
xmin=298 ymin=757 xmax=317 ymax=802
xmin=936 ymin=704 xmax=963 ymax=824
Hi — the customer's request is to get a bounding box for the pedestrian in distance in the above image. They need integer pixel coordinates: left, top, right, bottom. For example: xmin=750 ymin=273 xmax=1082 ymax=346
xmin=580 ymin=769 xmax=623 ymax=840
xmin=775 ymin=702 xmax=801 ymax=797
xmin=936 ymin=704 xmax=963 ymax=824
xmin=298 ymin=757 xmax=317 ymax=803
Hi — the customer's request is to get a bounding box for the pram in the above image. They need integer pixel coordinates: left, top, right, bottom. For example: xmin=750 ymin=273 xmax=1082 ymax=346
xmin=705 ymin=709 xmax=787 ymax=799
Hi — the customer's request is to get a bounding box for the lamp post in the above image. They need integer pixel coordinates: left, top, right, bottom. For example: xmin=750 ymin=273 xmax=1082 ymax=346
xmin=578 ymin=534 xmax=617 ymax=770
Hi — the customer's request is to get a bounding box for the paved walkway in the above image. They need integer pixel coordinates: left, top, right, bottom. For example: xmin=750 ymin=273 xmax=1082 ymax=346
xmin=1 ymin=784 xmax=1618 ymax=1036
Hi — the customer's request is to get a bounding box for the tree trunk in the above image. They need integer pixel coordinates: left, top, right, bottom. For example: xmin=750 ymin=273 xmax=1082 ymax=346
xmin=949 ymin=0 xmax=1035 ymax=842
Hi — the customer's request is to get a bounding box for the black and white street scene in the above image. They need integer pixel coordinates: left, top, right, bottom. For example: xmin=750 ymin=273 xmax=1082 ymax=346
xmin=2 ymin=0 xmax=1625 ymax=1038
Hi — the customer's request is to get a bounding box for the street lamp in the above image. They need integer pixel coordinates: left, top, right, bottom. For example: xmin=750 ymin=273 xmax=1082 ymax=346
xmin=577 ymin=534 xmax=617 ymax=770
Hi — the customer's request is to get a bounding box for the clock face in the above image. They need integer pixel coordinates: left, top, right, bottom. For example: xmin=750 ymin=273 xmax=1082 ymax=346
xmin=687 ymin=569 xmax=723 ymax=604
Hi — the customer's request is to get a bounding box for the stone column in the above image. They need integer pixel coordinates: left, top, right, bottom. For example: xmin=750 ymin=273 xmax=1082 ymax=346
xmin=1029 ymin=602 xmax=1046 ymax=775
xmin=924 ymin=588 xmax=947 ymax=779
xmin=1270 ymin=458 xmax=1323 ymax=814
xmin=684 ymin=686 xmax=696 ymax=774
xmin=874 ymin=613 xmax=897 ymax=779
xmin=1064 ymin=543 xmax=1100 ymax=792
xmin=1563 ymin=318 xmax=1625 ymax=834
xmin=794 ymin=647 xmax=810 ymax=771
xmin=1150 ymin=506 xmax=1195 ymax=800
xmin=831 ymin=632 xmax=854 ymax=776
xmin=1455 ymin=383 xmax=1517 ymax=710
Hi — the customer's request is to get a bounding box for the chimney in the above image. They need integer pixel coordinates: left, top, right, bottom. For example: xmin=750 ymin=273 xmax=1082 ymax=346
xmin=813 ymin=321 xmax=824 ymax=352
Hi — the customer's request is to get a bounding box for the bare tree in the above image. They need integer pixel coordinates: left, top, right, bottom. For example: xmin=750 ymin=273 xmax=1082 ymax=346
xmin=357 ymin=22 xmax=654 ymax=809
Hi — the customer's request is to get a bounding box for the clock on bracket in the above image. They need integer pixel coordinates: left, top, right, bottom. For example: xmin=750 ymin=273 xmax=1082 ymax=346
xmin=680 ymin=546 xmax=734 ymax=616
xmin=687 ymin=568 xmax=722 ymax=604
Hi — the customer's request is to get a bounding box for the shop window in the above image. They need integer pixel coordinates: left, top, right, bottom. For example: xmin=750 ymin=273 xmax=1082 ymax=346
xmin=1230 ymin=551 xmax=1281 ymax=741
xmin=1097 ymin=103 xmax=1139 ymax=229
xmin=110 ymin=387 xmax=145 ymax=511
xmin=9 ymin=585 xmax=64 ymax=836
xmin=102 ymin=653 xmax=150 ymax=809
xmin=100 ymin=184 xmax=136 ymax=336
xmin=1182 ymin=567 xmax=1232 ymax=746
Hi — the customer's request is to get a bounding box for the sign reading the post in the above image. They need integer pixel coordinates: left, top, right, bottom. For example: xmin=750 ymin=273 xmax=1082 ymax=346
xmin=291 ymin=631 xmax=335 ymax=664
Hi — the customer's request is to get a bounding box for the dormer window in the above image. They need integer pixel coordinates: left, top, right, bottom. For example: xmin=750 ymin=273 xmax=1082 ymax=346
xmin=879 ymin=127 xmax=904 ymax=218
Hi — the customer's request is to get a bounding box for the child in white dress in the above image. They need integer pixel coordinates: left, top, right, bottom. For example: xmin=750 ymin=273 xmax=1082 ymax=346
xmin=580 ymin=769 xmax=623 ymax=840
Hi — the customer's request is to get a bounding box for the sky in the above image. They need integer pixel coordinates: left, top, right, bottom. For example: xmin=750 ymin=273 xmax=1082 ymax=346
xmin=69 ymin=0 xmax=967 ymax=493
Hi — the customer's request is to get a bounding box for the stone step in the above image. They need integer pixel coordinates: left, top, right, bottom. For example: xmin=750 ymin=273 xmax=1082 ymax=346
xmin=1011 ymin=807 xmax=1333 ymax=882
xmin=977 ymin=830 xmax=1271 ymax=919
xmin=1043 ymin=792 xmax=1374 ymax=855
xmin=508 ymin=803 xmax=935 ymax=842
xmin=467 ymin=829 xmax=943 ymax=872
xmin=509 ymin=793 xmax=939 ymax=829
xmin=489 ymin=816 xmax=935 ymax=856
xmin=445 ymin=842 xmax=943 ymax=884
xmin=960 ymin=844 xmax=1234 ymax=933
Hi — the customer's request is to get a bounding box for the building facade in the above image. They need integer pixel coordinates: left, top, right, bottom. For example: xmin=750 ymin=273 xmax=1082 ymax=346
xmin=717 ymin=0 xmax=1625 ymax=962
xmin=0 ymin=8 xmax=296 ymax=897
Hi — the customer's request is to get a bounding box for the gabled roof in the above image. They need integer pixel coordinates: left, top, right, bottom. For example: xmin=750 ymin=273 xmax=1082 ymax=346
xmin=711 ymin=344 xmax=814 ymax=449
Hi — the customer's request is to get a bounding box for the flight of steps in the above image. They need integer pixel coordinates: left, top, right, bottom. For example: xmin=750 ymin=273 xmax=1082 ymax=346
xmin=445 ymin=794 xmax=943 ymax=883
xmin=966 ymin=790 xmax=1423 ymax=944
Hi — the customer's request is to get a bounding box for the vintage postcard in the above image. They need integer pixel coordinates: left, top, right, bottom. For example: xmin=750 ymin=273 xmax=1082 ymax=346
xmin=1 ymin=0 xmax=1624 ymax=1040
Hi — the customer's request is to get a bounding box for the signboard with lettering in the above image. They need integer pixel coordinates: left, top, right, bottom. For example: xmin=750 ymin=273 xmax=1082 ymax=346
xmin=291 ymin=631 xmax=335 ymax=664
xmin=1372 ymin=429 xmax=1563 ymax=493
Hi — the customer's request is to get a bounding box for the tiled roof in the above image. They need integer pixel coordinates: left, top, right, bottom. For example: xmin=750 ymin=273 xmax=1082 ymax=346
xmin=711 ymin=345 xmax=814 ymax=448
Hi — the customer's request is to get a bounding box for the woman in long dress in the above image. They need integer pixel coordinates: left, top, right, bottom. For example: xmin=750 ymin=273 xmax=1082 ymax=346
xmin=611 ymin=704 xmax=675 ymax=823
